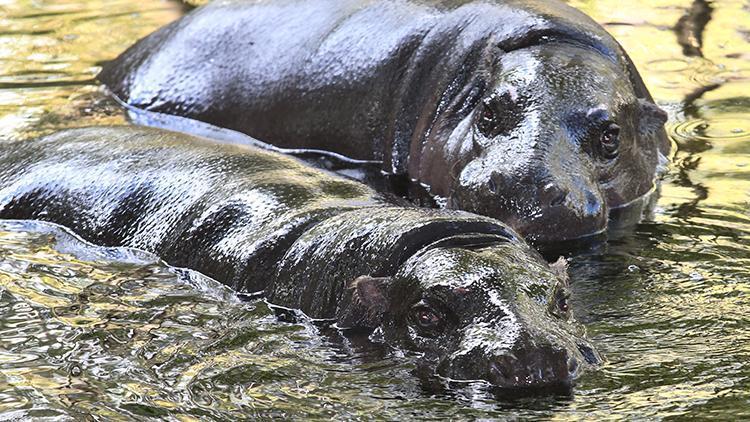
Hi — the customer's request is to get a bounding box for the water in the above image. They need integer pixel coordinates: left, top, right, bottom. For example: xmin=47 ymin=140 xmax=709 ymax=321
xmin=0 ymin=0 xmax=749 ymax=419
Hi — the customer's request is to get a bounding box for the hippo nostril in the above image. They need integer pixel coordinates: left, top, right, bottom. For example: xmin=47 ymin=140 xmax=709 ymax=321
xmin=488 ymin=172 xmax=503 ymax=195
xmin=543 ymin=183 xmax=568 ymax=207
xmin=490 ymin=355 xmax=519 ymax=386
xmin=488 ymin=177 xmax=498 ymax=194
xmin=584 ymin=191 xmax=602 ymax=215
xmin=490 ymin=360 xmax=510 ymax=381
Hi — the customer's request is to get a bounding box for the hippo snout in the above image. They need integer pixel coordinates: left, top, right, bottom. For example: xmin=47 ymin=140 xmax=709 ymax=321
xmin=438 ymin=339 xmax=587 ymax=390
xmin=488 ymin=348 xmax=579 ymax=389
xmin=528 ymin=183 xmax=608 ymax=242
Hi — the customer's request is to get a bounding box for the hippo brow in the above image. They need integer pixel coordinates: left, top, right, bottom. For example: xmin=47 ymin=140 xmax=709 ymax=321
xmin=377 ymin=222 xmax=517 ymax=277
xmin=420 ymin=233 xmax=515 ymax=252
xmin=499 ymin=28 xmax=618 ymax=63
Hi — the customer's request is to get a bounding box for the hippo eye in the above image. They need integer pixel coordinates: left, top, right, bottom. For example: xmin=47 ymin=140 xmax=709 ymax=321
xmin=598 ymin=122 xmax=621 ymax=159
xmin=411 ymin=302 xmax=444 ymax=333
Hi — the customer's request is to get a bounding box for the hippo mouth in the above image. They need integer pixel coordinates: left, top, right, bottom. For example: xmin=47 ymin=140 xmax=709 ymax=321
xmin=488 ymin=350 xmax=580 ymax=390
xmin=484 ymin=342 xmax=601 ymax=393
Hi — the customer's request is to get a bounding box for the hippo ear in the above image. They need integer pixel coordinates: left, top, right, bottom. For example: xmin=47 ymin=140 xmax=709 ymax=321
xmin=337 ymin=276 xmax=392 ymax=329
xmin=549 ymin=256 xmax=569 ymax=287
xmin=638 ymin=99 xmax=669 ymax=135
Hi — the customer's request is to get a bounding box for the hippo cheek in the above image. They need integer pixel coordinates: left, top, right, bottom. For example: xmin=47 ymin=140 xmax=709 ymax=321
xmin=601 ymin=153 xmax=659 ymax=210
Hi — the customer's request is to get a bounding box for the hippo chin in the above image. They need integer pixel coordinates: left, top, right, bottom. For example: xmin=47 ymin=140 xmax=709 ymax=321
xmin=0 ymin=126 xmax=600 ymax=390
xmin=99 ymin=0 xmax=670 ymax=243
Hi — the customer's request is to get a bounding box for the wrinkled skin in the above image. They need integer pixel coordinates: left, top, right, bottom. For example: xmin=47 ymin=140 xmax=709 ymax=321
xmin=0 ymin=126 xmax=600 ymax=390
xmin=99 ymin=0 xmax=670 ymax=242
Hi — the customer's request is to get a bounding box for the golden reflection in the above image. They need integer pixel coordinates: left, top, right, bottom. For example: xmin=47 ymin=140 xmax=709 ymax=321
xmin=568 ymin=0 xmax=750 ymax=102
xmin=0 ymin=0 xmax=183 ymax=140
xmin=0 ymin=272 xmax=71 ymax=308
xmin=1 ymin=367 xmax=67 ymax=392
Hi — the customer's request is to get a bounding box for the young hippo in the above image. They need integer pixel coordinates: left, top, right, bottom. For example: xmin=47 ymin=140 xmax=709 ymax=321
xmin=99 ymin=0 xmax=670 ymax=242
xmin=0 ymin=126 xmax=600 ymax=390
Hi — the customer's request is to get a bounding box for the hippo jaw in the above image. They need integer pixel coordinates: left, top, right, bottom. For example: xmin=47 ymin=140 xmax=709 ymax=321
xmin=337 ymin=242 xmax=601 ymax=390
xmin=419 ymin=42 xmax=668 ymax=243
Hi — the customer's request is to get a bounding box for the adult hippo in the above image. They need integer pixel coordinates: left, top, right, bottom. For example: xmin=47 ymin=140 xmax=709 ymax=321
xmin=0 ymin=126 xmax=600 ymax=390
xmin=99 ymin=0 xmax=670 ymax=243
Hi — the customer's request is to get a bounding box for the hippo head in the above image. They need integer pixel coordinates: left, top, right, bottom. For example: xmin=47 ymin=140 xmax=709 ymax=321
xmin=419 ymin=42 xmax=669 ymax=243
xmin=336 ymin=236 xmax=601 ymax=389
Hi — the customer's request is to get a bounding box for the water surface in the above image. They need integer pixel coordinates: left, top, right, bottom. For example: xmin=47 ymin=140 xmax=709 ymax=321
xmin=0 ymin=0 xmax=749 ymax=419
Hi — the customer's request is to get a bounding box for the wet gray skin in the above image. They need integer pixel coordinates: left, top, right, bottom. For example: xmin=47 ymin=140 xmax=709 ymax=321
xmin=0 ymin=126 xmax=599 ymax=390
xmin=99 ymin=0 xmax=670 ymax=243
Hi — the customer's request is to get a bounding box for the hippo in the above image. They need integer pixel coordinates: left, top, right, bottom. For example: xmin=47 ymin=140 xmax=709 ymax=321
xmin=0 ymin=125 xmax=600 ymax=390
xmin=99 ymin=0 xmax=670 ymax=243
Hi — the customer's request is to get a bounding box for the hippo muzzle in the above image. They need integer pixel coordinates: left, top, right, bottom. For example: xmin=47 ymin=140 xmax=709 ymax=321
xmin=439 ymin=318 xmax=597 ymax=389
xmin=444 ymin=337 xmax=581 ymax=389
xmin=452 ymin=161 xmax=609 ymax=243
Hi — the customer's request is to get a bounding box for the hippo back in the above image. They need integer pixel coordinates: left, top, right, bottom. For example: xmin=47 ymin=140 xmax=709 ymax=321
xmin=99 ymin=0 xmax=631 ymax=171
xmin=0 ymin=127 xmax=378 ymax=292
xmin=0 ymin=126 xmax=518 ymax=318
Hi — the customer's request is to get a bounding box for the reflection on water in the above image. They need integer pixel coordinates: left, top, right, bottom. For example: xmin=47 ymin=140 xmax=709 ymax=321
xmin=0 ymin=0 xmax=184 ymax=140
xmin=0 ymin=221 xmax=404 ymax=419
xmin=0 ymin=0 xmax=749 ymax=419
xmin=569 ymin=0 xmax=750 ymax=418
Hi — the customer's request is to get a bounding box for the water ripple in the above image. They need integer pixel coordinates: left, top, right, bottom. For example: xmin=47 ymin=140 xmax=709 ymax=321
xmin=671 ymin=114 xmax=750 ymax=144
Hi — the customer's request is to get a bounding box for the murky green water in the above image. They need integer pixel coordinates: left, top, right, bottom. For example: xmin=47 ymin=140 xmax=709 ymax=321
xmin=0 ymin=0 xmax=749 ymax=419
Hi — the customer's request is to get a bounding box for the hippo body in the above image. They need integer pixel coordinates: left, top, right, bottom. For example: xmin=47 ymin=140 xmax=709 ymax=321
xmin=0 ymin=126 xmax=599 ymax=389
xmin=100 ymin=0 xmax=670 ymax=242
